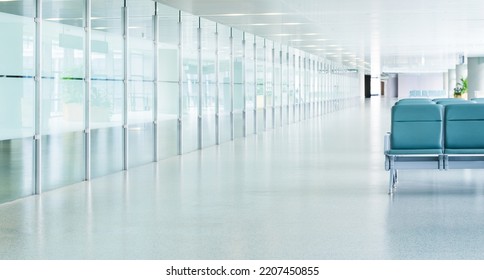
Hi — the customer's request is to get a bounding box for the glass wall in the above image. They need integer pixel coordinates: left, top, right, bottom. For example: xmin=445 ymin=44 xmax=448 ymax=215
xmin=295 ymin=52 xmax=301 ymax=122
xmin=282 ymin=47 xmax=289 ymax=124
xmin=232 ymin=29 xmax=244 ymax=139
xmin=128 ymin=1 xmax=155 ymax=167
xmin=0 ymin=0 xmax=361 ymax=204
xmin=201 ymin=19 xmax=216 ymax=148
xmin=0 ymin=5 xmax=35 ymax=203
xmin=91 ymin=0 xmax=124 ymax=178
xmin=274 ymin=44 xmax=281 ymax=128
xmin=266 ymin=40 xmax=273 ymax=129
xmin=217 ymin=25 xmax=231 ymax=143
xmin=255 ymin=36 xmax=265 ymax=133
xmin=288 ymin=48 xmax=295 ymax=123
xmin=41 ymin=0 xmax=85 ymax=191
xmin=157 ymin=5 xmax=179 ymax=159
xmin=245 ymin=34 xmax=256 ymax=135
xmin=181 ymin=13 xmax=199 ymax=153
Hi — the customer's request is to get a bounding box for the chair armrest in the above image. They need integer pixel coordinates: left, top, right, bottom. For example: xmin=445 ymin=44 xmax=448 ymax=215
xmin=384 ymin=132 xmax=391 ymax=154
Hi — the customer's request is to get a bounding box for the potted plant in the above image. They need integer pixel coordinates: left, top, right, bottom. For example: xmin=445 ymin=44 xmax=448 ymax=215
xmin=454 ymin=77 xmax=468 ymax=99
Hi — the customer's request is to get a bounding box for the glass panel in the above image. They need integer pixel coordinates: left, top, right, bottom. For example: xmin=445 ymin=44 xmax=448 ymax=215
xmin=181 ymin=13 xmax=199 ymax=153
xmin=266 ymin=108 xmax=273 ymax=129
xmin=274 ymin=44 xmax=281 ymax=109
xmin=219 ymin=115 xmax=231 ymax=143
xmin=274 ymin=107 xmax=281 ymax=127
xmin=0 ymin=6 xmax=35 ymax=203
xmin=0 ymin=12 xmax=35 ymax=76
xmin=41 ymin=132 xmax=84 ymax=191
xmin=41 ymin=1 xmax=85 ymax=191
xmin=129 ymin=122 xmax=154 ymax=167
xmin=158 ymin=4 xmax=179 ymax=160
xmin=256 ymin=37 xmax=265 ymax=131
xmin=295 ymin=52 xmax=301 ymax=121
xmin=256 ymin=37 xmax=265 ymax=110
xmin=288 ymin=49 xmax=295 ymax=123
xmin=0 ymin=0 xmax=35 ymax=18
xmin=201 ymin=19 xmax=216 ymax=148
xmin=218 ymin=24 xmax=231 ymax=143
xmin=245 ymin=35 xmax=255 ymax=135
xmin=158 ymin=82 xmax=178 ymax=159
xmin=266 ymin=41 xmax=273 ymax=107
xmin=91 ymin=0 xmax=124 ymax=178
xmin=233 ymin=29 xmax=244 ymax=112
xmin=0 ymin=78 xmax=34 ymax=141
xmin=128 ymin=1 xmax=154 ymax=167
xmin=233 ymin=112 xmax=243 ymax=139
xmin=0 ymin=138 xmax=34 ymax=204
xmin=246 ymin=110 xmax=254 ymax=134
xmin=256 ymin=109 xmax=264 ymax=133
xmin=91 ymin=127 xmax=123 ymax=178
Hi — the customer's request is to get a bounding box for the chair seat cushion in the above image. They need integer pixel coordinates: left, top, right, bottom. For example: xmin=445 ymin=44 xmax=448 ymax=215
xmin=445 ymin=149 xmax=484 ymax=154
xmin=387 ymin=149 xmax=443 ymax=155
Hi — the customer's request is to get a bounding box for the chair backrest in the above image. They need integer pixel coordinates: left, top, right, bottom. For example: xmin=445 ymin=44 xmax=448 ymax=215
xmin=445 ymin=104 xmax=484 ymax=151
xmin=396 ymin=98 xmax=434 ymax=105
xmin=435 ymin=99 xmax=470 ymax=105
xmin=391 ymin=104 xmax=444 ymax=150
xmin=471 ymin=98 xmax=484 ymax=103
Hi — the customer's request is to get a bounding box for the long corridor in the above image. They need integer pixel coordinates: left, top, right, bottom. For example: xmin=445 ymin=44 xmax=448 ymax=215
xmin=2 ymin=98 xmax=484 ymax=259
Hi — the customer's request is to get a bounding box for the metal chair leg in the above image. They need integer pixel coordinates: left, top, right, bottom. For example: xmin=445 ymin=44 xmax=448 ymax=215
xmin=388 ymin=168 xmax=395 ymax=195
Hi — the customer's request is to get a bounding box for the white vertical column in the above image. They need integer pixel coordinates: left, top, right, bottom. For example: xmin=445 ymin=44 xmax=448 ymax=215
xmin=448 ymin=69 xmax=456 ymax=98
xmin=84 ymin=0 xmax=92 ymax=179
xmin=34 ymin=0 xmax=43 ymax=195
xmin=442 ymin=72 xmax=448 ymax=98
xmin=467 ymin=57 xmax=484 ymax=99
xmin=370 ymin=50 xmax=381 ymax=96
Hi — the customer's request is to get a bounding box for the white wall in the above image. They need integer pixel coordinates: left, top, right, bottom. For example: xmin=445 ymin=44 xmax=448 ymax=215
xmin=397 ymin=73 xmax=444 ymax=98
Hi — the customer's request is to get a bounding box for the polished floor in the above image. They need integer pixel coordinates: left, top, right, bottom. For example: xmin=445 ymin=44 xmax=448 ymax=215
xmin=2 ymin=97 xmax=484 ymax=259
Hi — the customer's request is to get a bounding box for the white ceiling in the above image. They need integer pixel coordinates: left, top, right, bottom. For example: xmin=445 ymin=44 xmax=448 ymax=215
xmin=156 ymin=0 xmax=484 ymax=74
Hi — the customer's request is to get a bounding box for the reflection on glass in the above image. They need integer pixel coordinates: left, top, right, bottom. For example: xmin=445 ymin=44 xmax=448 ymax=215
xmin=41 ymin=3 xmax=85 ymax=190
xmin=233 ymin=113 xmax=243 ymax=139
xmin=218 ymin=24 xmax=231 ymax=143
xmin=91 ymin=127 xmax=123 ymax=178
xmin=182 ymin=13 xmax=199 ymax=153
xmin=41 ymin=132 xmax=85 ymax=191
xmin=201 ymin=19 xmax=216 ymax=148
xmin=158 ymin=4 xmax=180 ymax=159
xmin=91 ymin=0 xmax=124 ymax=178
xmin=0 ymin=9 xmax=35 ymax=203
xmin=0 ymin=78 xmax=34 ymax=140
xmin=0 ymin=138 xmax=34 ymax=203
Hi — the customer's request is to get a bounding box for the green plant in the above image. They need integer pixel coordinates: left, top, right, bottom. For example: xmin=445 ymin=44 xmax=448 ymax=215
xmin=454 ymin=77 xmax=468 ymax=96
